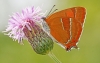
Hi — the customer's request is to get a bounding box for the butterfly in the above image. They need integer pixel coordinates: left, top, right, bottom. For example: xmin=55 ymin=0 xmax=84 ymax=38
xmin=42 ymin=6 xmax=86 ymax=51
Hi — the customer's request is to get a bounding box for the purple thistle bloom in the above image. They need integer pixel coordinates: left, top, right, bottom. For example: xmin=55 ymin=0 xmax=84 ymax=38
xmin=4 ymin=6 xmax=54 ymax=55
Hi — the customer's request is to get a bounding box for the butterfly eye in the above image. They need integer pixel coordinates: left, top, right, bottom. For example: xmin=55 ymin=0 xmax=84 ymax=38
xmin=41 ymin=17 xmax=46 ymax=20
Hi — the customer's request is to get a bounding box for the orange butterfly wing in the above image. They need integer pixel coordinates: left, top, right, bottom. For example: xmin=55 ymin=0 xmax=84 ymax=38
xmin=44 ymin=7 xmax=86 ymax=51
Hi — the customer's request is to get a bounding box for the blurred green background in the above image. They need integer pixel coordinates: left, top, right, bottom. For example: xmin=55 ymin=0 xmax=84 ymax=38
xmin=0 ymin=0 xmax=100 ymax=63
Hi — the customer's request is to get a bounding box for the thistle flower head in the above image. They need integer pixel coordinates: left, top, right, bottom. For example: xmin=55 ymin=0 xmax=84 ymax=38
xmin=4 ymin=6 xmax=54 ymax=55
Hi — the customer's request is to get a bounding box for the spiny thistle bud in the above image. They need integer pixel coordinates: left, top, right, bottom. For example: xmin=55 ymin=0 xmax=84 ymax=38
xmin=23 ymin=22 xmax=54 ymax=55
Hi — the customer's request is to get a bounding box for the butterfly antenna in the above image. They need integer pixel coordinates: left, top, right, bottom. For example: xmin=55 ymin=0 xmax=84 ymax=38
xmin=46 ymin=5 xmax=56 ymax=17
xmin=49 ymin=9 xmax=58 ymax=15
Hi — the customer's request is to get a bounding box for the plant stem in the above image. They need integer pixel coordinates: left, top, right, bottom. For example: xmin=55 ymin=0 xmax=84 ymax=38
xmin=48 ymin=52 xmax=62 ymax=63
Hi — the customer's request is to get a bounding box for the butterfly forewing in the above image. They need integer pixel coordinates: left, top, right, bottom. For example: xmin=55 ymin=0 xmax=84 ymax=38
xmin=44 ymin=7 xmax=86 ymax=51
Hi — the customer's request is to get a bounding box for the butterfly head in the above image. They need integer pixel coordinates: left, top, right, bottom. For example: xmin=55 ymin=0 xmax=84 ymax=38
xmin=41 ymin=17 xmax=46 ymax=20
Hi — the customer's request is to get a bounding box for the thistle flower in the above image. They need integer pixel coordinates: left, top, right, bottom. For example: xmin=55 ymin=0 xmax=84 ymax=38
xmin=4 ymin=6 xmax=54 ymax=55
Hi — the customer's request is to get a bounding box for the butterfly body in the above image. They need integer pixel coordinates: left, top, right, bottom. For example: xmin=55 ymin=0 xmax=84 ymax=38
xmin=43 ymin=7 xmax=86 ymax=51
